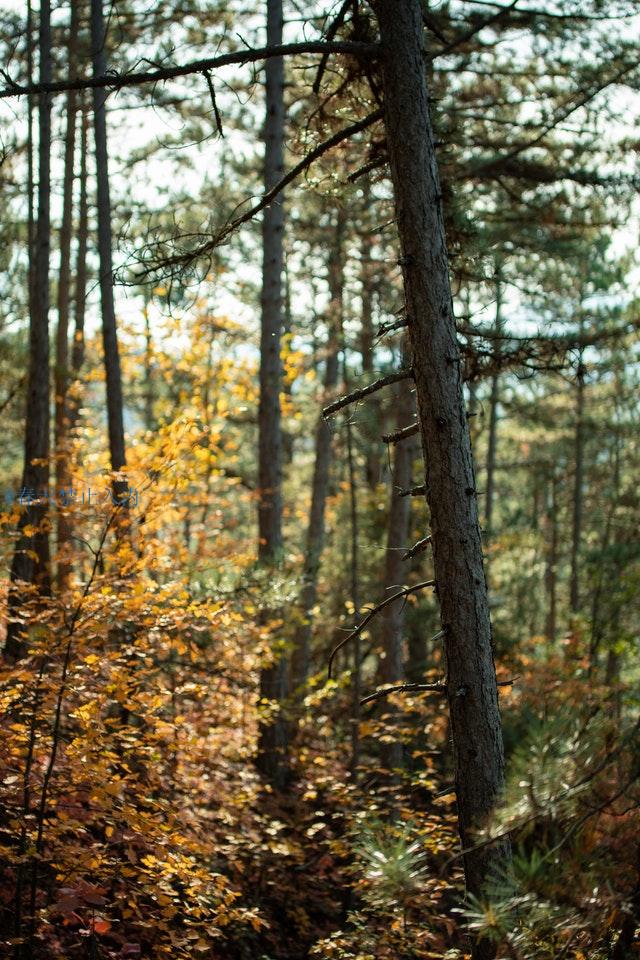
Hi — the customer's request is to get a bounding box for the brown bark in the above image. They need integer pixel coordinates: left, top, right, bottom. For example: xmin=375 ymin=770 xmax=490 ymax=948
xmin=55 ymin=0 xmax=80 ymax=591
xmin=290 ymin=210 xmax=344 ymax=693
xmin=570 ymin=350 xmax=585 ymax=615
xmin=359 ymin=184 xmax=381 ymax=489
xmin=380 ymin=373 xmax=417 ymax=772
xmin=90 ymin=0 xmax=128 ymax=503
xmin=5 ymin=0 xmax=53 ymax=661
xmin=374 ymin=0 xmax=510 ymax=915
xmin=484 ymin=271 xmax=502 ymax=589
xmin=544 ymin=472 xmax=558 ymax=645
xmin=71 ymin=101 xmax=88 ymax=380
xmin=347 ymin=414 xmax=361 ymax=777
xmin=256 ymin=0 xmax=288 ymax=789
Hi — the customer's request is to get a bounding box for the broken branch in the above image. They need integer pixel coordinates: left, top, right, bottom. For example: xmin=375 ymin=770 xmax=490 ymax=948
xmin=382 ymin=422 xmax=419 ymax=444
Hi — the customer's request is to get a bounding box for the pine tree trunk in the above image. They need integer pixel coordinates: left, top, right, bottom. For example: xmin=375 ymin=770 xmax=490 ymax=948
xmin=484 ymin=271 xmax=502 ymax=588
xmin=290 ymin=210 xmax=344 ymax=693
xmin=5 ymin=0 xmax=53 ymax=661
xmin=374 ymin=0 xmax=510 ymax=916
xmin=570 ymin=352 xmax=585 ymax=615
xmin=544 ymin=473 xmax=558 ymax=644
xmin=55 ymin=0 xmax=80 ymax=590
xmin=71 ymin=99 xmax=88 ymax=381
xmin=256 ymin=0 xmax=288 ymax=788
xmin=380 ymin=373 xmax=416 ymax=772
xmin=347 ymin=415 xmax=361 ymax=776
xmin=359 ymin=185 xmax=381 ymax=489
xmin=90 ymin=0 xmax=128 ymax=505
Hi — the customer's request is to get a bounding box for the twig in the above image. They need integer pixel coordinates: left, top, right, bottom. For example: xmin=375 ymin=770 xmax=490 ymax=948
xmin=382 ymin=422 xmax=419 ymax=444
xmin=323 ymin=370 xmax=412 ymax=418
xmin=204 ymin=70 xmax=223 ymax=137
xmin=328 ymin=580 xmax=435 ymax=678
xmin=141 ymin=108 xmax=384 ymax=274
xmin=402 ymin=535 xmax=431 ymax=561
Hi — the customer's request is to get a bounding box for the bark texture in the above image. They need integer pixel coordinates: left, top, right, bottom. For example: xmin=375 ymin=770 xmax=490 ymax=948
xmin=256 ymin=0 xmax=288 ymax=789
xmin=380 ymin=373 xmax=416 ymax=771
xmin=374 ymin=0 xmax=510 ymax=912
xmin=5 ymin=0 xmax=53 ymax=660
xmin=290 ymin=211 xmax=344 ymax=693
xmin=570 ymin=352 xmax=585 ymax=614
xmin=90 ymin=0 xmax=127 ymax=493
xmin=55 ymin=0 xmax=80 ymax=590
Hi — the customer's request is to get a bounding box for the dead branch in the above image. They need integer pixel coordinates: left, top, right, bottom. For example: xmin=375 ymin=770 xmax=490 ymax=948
xmin=323 ymin=370 xmax=412 ymax=418
xmin=361 ymin=681 xmax=447 ymax=705
xmin=328 ymin=580 xmax=435 ymax=678
xmin=399 ymin=483 xmax=427 ymax=497
xmin=0 ymin=40 xmax=379 ymax=100
xmin=402 ymin=535 xmax=431 ymax=561
xmin=382 ymin=422 xmax=419 ymax=444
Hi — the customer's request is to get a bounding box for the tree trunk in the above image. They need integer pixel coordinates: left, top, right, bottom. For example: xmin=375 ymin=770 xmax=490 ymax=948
xmin=55 ymin=0 xmax=80 ymax=591
xmin=5 ymin=0 xmax=53 ymax=661
xmin=90 ymin=0 xmax=128 ymax=507
xmin=71 ymin=98 xmax=88 ymax=381
xmin=380 ymin=372 xmax=416 ymax=772
xmin=374 ymin=0 xmax=510 ymax=915
xmin=256 ymin=0 xmax=288 ymax=788
xmin=544 ymin=472 xmax=558 ymax=645
xmin=359 ymin=183 xmax=381 ymax=489
xmin=569 ymin=350 xmax=585 ymax=615
xmin=290 ymin=210 xmax=344 ymax=694
xmin=484 ymin=271 xmax=502 ymax=588
xmin=347 ymin=414 xmax=361 ymax=777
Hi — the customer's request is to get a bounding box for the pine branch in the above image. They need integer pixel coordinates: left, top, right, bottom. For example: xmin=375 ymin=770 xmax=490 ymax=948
xmin=382 ymin=422 xmax=419 ymax=444
xmin=0 ymin=40 xmax=379 ymax=100
xmin=323 ymin=370 xmax=412 ymax=418
xmin=328 ymin=580 xmax=435 ymax=678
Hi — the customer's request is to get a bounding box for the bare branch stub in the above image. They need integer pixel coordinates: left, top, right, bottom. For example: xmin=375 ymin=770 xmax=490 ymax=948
xmin=399 ymin=483 xmax=427 ymax=497
xmin=402 ymin=535 xmax=431 ymax=561
xmin=382 ymin=422 xmax=419 ymax=444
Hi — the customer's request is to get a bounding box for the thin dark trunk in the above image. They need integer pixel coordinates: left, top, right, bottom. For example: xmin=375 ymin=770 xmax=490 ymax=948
xmin=375 ymin=0 xmax=510 ymax=919
xmin=71 ymin=100 xmax=88 ymax=380
xmin=570 ymin=350 xmax=585 ymax=615
xmin=282 ymin=249 xmax=294 ymax=463
xmin=484 ymin=272 xmax=502 ymax=587
xmin=359 ymin=183 xmax=380 ymax=489
xmin=380 ymin=372 xmax=416 ymax=772
xmin=347 ymin=415 xmax=361 ymax=777
xmin=544 ymin=473 xmax=558 ymax=645
xmin=256 ymin=0 xmax=288 ymax=788
xmin=55 ymin=0 xmax=80 ymax=590
xmin=90 ymin=0 xmax=128 ymax=505
xmin=5 ymin=0 xmax=53 ymax=662
xmin=290 ymin=210 xmax=344 ymax=694
xmin=143 ymin=298 xmax=155 ymax=431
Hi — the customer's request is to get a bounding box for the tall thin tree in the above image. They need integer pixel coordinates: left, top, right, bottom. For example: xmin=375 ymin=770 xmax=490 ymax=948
xmin=5 ymin=0 xmax=53 ymax=661
xmin=256 ymin=0 xmax=288 ymax=787
xmin=290 ymin=209 xmax=344 ymax=694
xmin=54 ymin=0 xmax=80 ymax=590
xmin=90 ymin=0 xmax=128 ymax=506
xmin=373 ymin=0 xmax=511 ymax=933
